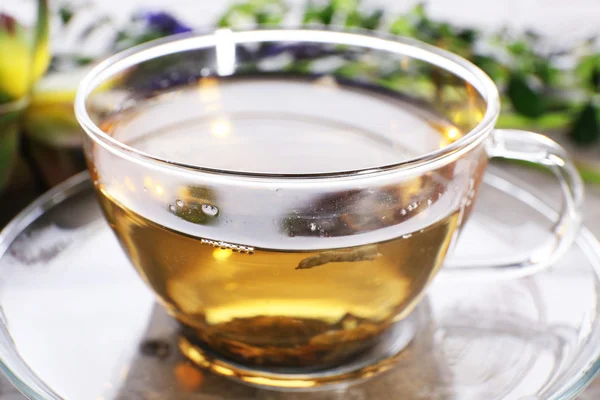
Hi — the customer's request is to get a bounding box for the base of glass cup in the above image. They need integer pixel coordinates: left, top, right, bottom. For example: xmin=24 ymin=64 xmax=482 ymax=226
xmin=177 ymin=311 xmax=420 ymax=390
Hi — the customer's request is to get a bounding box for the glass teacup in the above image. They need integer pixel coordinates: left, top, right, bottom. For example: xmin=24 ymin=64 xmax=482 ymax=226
xmin=75 ymin=28 xmax=582 ymax=388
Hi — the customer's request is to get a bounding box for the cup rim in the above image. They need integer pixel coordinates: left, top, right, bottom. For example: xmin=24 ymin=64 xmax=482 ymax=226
xmin=74 ymin=27 xmax=500 ymax=180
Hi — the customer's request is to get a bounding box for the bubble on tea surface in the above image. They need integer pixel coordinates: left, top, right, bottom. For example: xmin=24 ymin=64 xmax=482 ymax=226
xmin=309 ymin=223 xmax=317 ymax=232
xmin=168 ymin=204 xmax=176 ymax=212
xmin=176 ymin=199 xmax=184 ymax=207
xmin=202 ymin=204 xmax=219 ymax=216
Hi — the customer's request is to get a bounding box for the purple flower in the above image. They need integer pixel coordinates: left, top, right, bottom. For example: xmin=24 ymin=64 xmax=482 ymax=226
xmin=143 ymin=12 xmax=191 ymax=35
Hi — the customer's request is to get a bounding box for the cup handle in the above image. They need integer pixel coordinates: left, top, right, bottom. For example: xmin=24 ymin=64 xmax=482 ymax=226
xmin=444 ymin=129 xmax=584 ymax=279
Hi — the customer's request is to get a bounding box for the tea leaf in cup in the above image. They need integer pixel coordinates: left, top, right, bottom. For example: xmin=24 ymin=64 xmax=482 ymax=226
xmin=296 ymin=245 xmax=379 ymax=270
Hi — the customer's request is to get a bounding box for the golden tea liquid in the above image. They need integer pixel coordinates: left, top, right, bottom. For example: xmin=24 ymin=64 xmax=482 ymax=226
xmin=93 ymin=76 xmax=476 ymax=368
xmin=99 ymin=191 xmax=458 ymax=367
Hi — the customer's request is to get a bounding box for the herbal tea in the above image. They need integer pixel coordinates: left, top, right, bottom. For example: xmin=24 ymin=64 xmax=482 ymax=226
xmin=94 ymin=76 xmax=475 ymax=368
xmin=99 ymin=191 xmax=458 ymax=367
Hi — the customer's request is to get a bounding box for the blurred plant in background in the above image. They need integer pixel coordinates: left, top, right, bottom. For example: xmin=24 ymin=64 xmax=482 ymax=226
xmin=0 ymin=0 xmax=49 ymax=193
xmin=1 ymin=0 xmax=599 ymax=214
xmin=219 ymin=0 xmax=600 ymax=180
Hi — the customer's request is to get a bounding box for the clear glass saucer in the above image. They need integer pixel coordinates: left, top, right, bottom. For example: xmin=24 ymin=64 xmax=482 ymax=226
xmin=0 ymin=168 xmax=599 ymax=400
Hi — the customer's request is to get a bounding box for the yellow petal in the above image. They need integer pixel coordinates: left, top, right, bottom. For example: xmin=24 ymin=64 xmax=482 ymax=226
xmin=0 ymin=31 xmax=31 ymax=100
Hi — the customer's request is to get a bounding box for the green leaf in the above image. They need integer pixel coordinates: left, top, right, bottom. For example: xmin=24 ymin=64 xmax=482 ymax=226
xmin=533 ymin=59 xmax=557 ymax=85
xmin=218 ymin=0 xmax=287 ymax=27
xmin=410 ymin=2 xmax=427 ymax=19
xmin=473 ymin=55 xmax=507 ymax=83
xmin=389 ymin=2 xmax=429 ymax=37
xmin=506 ymin=73 xmax=545 ymax=118
xmin=334 ymin=61 xmax=364 ymax=78
xmin=507 ymin=40 xmax=529 ymax=56
xmin=345 ymin=10 xmax=361 ymax=27
xmin=58 ymin=6 xmax=74 ymax=25
xmin=592 ymin=65 xmax=600 ymax=92
xmin=414 ymin=19 xmax=438 ymax=43
xmin=332 ymin=0 xmax=359 ymax=12
xmin=389 ymin=16 xmax=414 ymax=36
xmin=302 ymin=1 xmax=335 ymax=25
xmin=456 ymin=29 xmax=477 ymax=45
xmin=436 ymin=22 xmax=453 ymax=40
xmin=302 ymin=6 xmax=319 ymax=24
xmin=256 ymin=12 xmax=275 ymax=25
xmin=319 ymin=3 xmax=335 ymax=25
xmin=349 ymin=9 xmax=383 ymax=30
xmin=217 ymin=14 xmax=231 ymax=27
xmin=74 ymin=56 xmax=95 ymax=66
xmin=285 ymin=59 xmax=312 ymax=74
xmin=569 ymin=102 xmax=599 ymax=145
xmin=575 ymin=53 xmax=600 ymax=92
